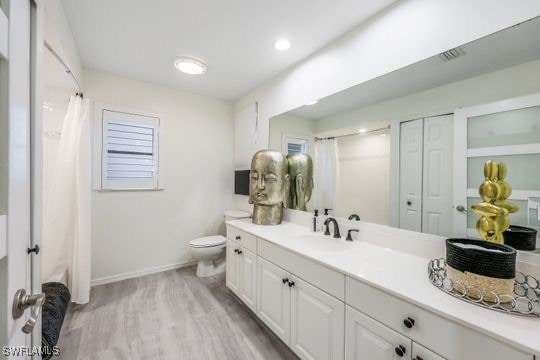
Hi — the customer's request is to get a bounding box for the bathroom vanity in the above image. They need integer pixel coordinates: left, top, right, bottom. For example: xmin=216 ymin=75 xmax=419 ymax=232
xmin=225 ymin=218 xmax=539 ymax=360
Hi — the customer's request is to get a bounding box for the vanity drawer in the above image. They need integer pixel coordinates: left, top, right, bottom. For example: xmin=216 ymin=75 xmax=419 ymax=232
xmin=345 ymin=277 xmax=532 ymax=360
xmin=258 ymin=238 xmax=345 ymax=300
xmin=226 ymin=226 xmax=257 ymax=253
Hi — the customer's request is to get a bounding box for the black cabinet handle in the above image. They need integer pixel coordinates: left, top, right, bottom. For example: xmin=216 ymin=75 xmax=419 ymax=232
xmin=406 ymin=201 xmax=412 ymax=206
xmin=237 ymin=250 xmax=242 ymax=255
xmin=413 ymin=357 xmax=424 ymax=360
xmin=27 ymin=245 xmax=40 ymax=255
xmin=395 ymin=345 xmax=406 ymax=357
xmin=403 ymin=317 xmax=415 ymax=329
xmin=288 ymin=281 xmax=295 ymax=288
xmin=282 ymin=278 xmax=289 ymax=284
xmin=236 ymin=236 xmax=241 ymax=240
xmin=234 ymin=249 xmax=238 ymax=254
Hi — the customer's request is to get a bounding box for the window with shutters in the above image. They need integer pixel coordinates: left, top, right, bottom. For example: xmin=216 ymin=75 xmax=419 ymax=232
xmin=283 ymin=135 xmax=308 ymax=154
xmin=93 ymin=104 xmax=164 ymax=190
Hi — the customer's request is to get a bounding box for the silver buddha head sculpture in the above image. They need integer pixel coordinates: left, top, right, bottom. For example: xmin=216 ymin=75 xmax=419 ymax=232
xmin=249 ymin=150 xmax=290 ymax=225
xmin=285 ymin=153 xmax=314 ymax=211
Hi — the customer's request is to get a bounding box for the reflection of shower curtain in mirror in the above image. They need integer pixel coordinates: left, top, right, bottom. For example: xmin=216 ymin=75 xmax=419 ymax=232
xmin=43 ymin=95 xmax=91 ymax=304
xmin=315 ymin=139 xmax=340 ymax=211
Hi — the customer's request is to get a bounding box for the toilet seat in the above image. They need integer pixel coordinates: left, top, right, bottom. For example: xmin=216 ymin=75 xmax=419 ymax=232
xmin=189 ymin=235 xmax=226 ymax=248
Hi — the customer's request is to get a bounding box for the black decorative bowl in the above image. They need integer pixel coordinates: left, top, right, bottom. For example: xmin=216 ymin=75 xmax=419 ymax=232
xmin=504 ymin=225 xmax=537 ymax=251
xmin=445 ymin=239 xmax=517 ymax=302
xmin=446 ymin=238 xmax=516 ymax=279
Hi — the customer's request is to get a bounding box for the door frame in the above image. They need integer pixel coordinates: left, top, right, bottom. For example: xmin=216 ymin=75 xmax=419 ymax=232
xmin=453 ymin=92 xmax=540 ymax=238
xmin=1 ymin=0 xmax=43 ymax=354
xmin=30 ymin=0 xmax=44 ymax=351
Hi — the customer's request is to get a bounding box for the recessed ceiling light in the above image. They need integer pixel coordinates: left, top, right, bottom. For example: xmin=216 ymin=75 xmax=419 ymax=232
xmin=274 ymin=39 xmax=291 ymax=51
xmin=174 ymin=57 xmax=207 ymax=75
xmin=305 ymin=99 xmax=319 ymax=106
xmin=358 ymin=128 xmax=368 ymax=133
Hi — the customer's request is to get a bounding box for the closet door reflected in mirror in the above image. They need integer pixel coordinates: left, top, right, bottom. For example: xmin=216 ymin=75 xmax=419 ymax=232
xmin=399 ymin=115 xmax=453 ymax=237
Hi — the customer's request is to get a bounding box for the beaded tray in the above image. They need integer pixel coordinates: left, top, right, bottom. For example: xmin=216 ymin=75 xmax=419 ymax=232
xmin=428 ymin=258 xmax=540 ymax=318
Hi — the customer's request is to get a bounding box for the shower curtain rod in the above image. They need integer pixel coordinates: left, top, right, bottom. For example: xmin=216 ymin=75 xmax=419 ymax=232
xmin=44 ymin=41 xmax=83 ymax=96
xmin=314 ymin=125 xmax=390 ymax=141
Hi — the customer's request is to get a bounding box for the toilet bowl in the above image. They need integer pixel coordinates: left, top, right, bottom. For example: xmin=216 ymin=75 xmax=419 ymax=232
xmin=189 ymin=210 xmax=251 ymax=277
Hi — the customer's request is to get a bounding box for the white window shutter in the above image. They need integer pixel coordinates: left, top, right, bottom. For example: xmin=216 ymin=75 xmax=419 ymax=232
xmin=100 ymin=109 xmax=161 ymax=190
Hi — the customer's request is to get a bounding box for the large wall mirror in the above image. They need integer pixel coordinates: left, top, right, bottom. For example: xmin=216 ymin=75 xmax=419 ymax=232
xmin=269 ymin=17 xmax=540 ymax=244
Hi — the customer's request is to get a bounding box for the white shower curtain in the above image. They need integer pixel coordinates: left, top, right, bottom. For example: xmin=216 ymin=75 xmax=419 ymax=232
xmin=43 ymin=95 xmax=91 ymax=304
xmin=314 ymin=139 xmax=340 ymax=211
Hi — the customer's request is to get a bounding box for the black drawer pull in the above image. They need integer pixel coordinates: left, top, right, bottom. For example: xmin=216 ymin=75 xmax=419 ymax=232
xmin=282 ymin=278 xmax=289 ymax=284
xmin=403 ymin=317 xmax=415 ymax=329
xmin=288 ymin=281 xmax=295 ymax=288
xmin=236 ymin=236 xmax=241 ymax=240
xmin=413 ymin=357 xmax=424 ymax=360
xmin=237 ymin=250 xmax=242 ymax=255
xmin=395 ymin=345 xmax=406 ymax=357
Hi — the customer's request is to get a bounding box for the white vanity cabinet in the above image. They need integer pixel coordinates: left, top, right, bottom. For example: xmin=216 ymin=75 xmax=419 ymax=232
xmin=225 ymin=224 xmax=535 ymax=360
xmin=257 ymin=256 xmax=346 ymax=360
xmin=226 ymin=234 xmax=257 ymax=312
xmin=412 ymin=343 xmax=446 ymax=360
xmin=290 ymin=275 xmax=345 ymax=360
xmin=257 ymin=257 xmax=291 ymax=343
xmin=346 ymin=305 xmax=411 ymax=360
xmin=225 ymin=242 xmax=241 ymax=295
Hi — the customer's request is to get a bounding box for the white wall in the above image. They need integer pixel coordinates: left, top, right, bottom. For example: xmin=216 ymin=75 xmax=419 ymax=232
xmin=336 ymin=134 xmax=390 ymax=224
xmin=84 ymin=69 xmax=233 ymax=282
xmin=233 ymin=0 xmax=540 ymax=165
xmin=44 ymin=0 xmax=82 ymax=84
xmin=314 ymin=59 xmax=540 ymax=135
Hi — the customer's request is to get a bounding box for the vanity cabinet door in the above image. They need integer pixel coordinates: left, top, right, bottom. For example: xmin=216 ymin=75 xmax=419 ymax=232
xmin=257 ymin=257 xmax=291 ymax=345
xmin=226 ymin=242 xmax=241 ymax=296
xmin=412 ymin=343 xmax=446 ymax=360
xmin=346 ymin=305 xmax=411 ymax=360
xmin=290 ymin=276 xmax=345 ymax=360
xmin=239 ymin=248 xmax=257 ymax=312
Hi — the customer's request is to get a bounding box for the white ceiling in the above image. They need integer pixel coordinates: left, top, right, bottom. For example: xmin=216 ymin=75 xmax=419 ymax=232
xmin=61 ymin=0 xmax=397 ymax=100
xmin=289 ymin=17 xmax=540 ymax=120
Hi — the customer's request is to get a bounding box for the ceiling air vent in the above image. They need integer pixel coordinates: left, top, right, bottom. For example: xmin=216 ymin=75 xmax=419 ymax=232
xmin=439 ymin=47 xmax=465 ymax=62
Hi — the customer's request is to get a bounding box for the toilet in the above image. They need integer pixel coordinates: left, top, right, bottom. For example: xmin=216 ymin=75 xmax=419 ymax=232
xmin=189 ymin=210 xmax=251 ymax=277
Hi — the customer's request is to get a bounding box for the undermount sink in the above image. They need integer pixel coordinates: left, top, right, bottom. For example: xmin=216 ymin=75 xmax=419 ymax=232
xmin=295 ymin=234 xmax=351 ymax=252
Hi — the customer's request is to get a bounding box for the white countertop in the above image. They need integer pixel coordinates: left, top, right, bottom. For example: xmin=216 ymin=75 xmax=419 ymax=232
xmin=226 ymin=219 xmax=540 ymax=356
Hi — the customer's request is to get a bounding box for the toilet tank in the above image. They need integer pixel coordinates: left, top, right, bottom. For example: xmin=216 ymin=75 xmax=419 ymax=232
xmin=224 ymin=210 xmax=251 ymax=221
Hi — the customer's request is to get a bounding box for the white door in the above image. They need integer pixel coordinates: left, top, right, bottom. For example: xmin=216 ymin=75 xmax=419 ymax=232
xmin=290 ymin=276 xmax=345 ymax=360
xmin=453 ymin=93 xmax=540 ymax=238
xmin=225 ymin=242 xmax=241 ymax=295
xmin=239 ymin=248 xmax=257 ymax=312
xmin=422 ymin=115 xmax=453 ymax=237
xmin=257 ymin=257 xmax=291 ymax=344
xmin=412 ymin=342 xmax=446 ymax=360
xmin=399 ymin=119 xmax=423 ymax=232
xmin=345 ymin=306 xmax=411 ymax=360
xmin=1 ymin=0 xmax=44 ymax=356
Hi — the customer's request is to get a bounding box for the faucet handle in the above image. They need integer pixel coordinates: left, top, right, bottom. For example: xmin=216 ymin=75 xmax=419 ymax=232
xmin=346 ymin=229 xmax=359 ymax=241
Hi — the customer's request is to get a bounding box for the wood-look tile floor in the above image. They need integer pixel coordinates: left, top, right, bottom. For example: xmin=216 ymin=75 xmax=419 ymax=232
xmin=57 ymin=266 xmax=298 ymax=360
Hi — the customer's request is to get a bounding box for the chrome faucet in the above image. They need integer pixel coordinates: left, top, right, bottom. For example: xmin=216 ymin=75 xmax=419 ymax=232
xmin=323 ymin=217 xmax=341 ymax=238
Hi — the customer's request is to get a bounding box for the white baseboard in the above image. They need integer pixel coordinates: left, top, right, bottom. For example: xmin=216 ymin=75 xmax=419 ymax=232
xmin=91 ymin=259 xmax=198 ymax=287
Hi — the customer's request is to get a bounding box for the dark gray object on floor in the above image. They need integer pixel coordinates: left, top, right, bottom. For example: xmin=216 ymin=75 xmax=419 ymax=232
xmin=42 ymin=282 xmax=71 ymax=360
